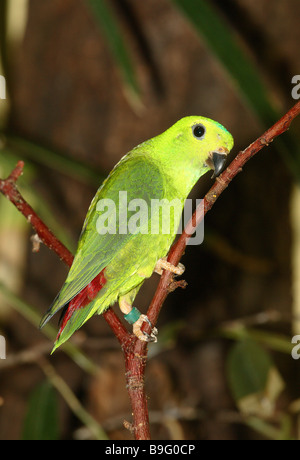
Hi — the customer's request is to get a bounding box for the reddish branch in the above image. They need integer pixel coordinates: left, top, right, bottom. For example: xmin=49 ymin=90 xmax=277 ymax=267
xmin=0 ymin=161 xmax=129 ymax=342
xmin=1 ymin=100 xmax=300 ymax=440
xmin=145 ymin=100 xmax=300 ymax=330
xmin=0 ymin=161 xmax=74 ymax=267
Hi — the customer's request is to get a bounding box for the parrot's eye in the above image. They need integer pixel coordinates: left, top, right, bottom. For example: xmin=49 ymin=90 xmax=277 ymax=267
xmin=192 ymin=124 xmax=206 ymax=139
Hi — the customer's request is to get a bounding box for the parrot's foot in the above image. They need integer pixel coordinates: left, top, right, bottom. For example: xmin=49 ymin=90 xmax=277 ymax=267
xmin=133 ymin=314 xmax=158 ymax=343
xmin=155 ymin=257 xmax=185 ymax=276
xmin=119 ymin=299 xmax=158 ymax=343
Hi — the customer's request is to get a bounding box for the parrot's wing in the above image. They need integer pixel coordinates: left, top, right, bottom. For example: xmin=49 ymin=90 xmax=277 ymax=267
xmin=41 ymin=154 xmax=165 ymax=324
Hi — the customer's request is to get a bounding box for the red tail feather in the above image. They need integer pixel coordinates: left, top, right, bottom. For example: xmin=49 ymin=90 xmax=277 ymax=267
xmin=57 ymin=269 xmax=107 ymax=340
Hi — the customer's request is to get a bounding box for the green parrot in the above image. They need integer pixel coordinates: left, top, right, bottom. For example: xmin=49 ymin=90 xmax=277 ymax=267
xmin=40 ymin=116 xmax=234 ymax=352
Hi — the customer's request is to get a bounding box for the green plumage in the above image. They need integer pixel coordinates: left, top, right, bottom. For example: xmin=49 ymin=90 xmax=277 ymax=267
xmin=40 ymin=116 xmax=234 ymax=351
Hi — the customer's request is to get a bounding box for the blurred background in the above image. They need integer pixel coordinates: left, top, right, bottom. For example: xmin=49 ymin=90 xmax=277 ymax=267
xmin=0 ymin=0 xmax=300 ymax=440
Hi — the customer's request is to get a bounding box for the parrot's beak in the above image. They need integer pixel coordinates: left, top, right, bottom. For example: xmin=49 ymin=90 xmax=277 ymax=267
xmin=206 ymin=147 xmax=229 ymax=178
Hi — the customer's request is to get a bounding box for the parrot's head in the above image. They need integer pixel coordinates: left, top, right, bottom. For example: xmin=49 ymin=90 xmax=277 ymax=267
xmin=138 ymin=115 xmax=234 ymax=197
xmin=163 ymin=116 xmax=234 ymax=180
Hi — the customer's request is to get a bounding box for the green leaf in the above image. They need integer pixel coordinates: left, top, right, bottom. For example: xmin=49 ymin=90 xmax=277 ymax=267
xmin=171 ymin=0 xmax=300 ymax=181
xmin=86 ymin=0 xmax=141 ymax=108
xmin=22 ymin=381 xmax=59 ymax=440
xmin=227 ymin=340 xmax=271 ymax=400
xmin=172 ymin=0 xmax=277 ymax=124
xmin=226 ymin=339 xmax=284 ymax=416
xmin=1 ymin=133 xmax=104 ymax=186
xmin=221 ymin=324 xmax=294 ymax=355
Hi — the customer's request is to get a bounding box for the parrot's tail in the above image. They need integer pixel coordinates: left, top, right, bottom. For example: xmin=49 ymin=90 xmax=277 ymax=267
xmin=56 ymin=269 xmax=107 ymax=341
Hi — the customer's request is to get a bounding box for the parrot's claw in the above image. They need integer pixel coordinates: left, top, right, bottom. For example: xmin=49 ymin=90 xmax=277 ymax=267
xmin=155 ymin=257 xmax=185 ymax=276
xmin=133 ymin=314 xmax=158 ymax=343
